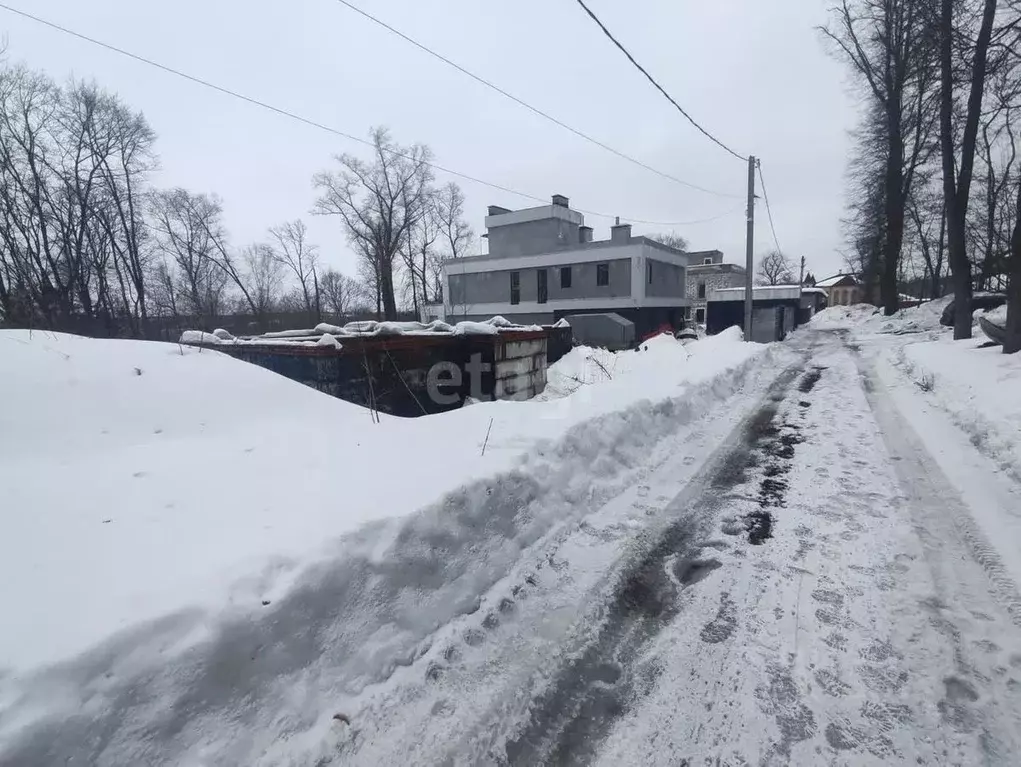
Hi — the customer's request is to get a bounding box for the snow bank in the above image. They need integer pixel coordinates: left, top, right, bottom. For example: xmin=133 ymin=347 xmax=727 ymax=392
xmin=983 ymin=304 xmax=1008 ymax=325
xmin=0 ymin=327 xmax=777 ymax=761
xmin=810 ymin=298 xmax=950 ymax=335
xmin=537 ymin=329 xmax=734 ymax=402
xmin=0 ymin=328 xmax=769 ymax=742
xmin=897 ymin=338 xmax=1021 ymax=482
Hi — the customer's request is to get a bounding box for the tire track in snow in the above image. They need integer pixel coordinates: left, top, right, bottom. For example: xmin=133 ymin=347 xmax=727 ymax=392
xmin=494 ymin=365 xmax=808 ymax=765
xmin=586 ymin=331 xmax=1021 ymax=765
xmin=851 ymin=343 xmax=1021 ymax=762
xmin=321 ymin=348 xmax=800 ymax=767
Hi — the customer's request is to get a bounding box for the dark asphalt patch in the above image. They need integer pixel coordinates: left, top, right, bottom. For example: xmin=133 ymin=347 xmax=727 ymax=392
xmin=798 ymin=366 xmax=826 ymax=393
xmin=731 ymin=369 xmax=813 ymax=545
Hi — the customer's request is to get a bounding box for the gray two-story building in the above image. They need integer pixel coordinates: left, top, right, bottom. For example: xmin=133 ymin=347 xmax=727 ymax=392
xmin=442 ymin=195 xmax=695 ymax=337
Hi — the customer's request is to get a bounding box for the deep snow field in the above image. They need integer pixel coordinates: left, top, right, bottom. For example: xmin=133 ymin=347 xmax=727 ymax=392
xmin=0 ymin=326 xmax=767 ymax=749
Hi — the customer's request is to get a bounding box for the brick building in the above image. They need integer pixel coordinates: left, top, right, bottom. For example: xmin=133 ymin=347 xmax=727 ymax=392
xmin=684 ymin=251 xmax=747 ymax=323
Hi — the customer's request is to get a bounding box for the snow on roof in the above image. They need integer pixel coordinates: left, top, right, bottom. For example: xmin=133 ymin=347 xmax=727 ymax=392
xmin=180 ymin=317 xmax=543 ymax=346
xmin=709 ymin=285 xmax=806 ymax=301
xmin=815 ymin=274 xmax=859 ymax=288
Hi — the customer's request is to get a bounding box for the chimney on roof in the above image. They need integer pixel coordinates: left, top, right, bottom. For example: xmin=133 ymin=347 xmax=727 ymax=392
xmin=579 ymin=225 xmax=593 ymax=243
xmin=552 ymin=194 xmax=569 ymax=208
xmin=610 ymin=221 xmax=632 ymax=244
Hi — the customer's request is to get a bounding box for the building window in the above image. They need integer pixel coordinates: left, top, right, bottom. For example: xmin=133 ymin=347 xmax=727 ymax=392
xmin=647 ymin=260 xmax=653 ymax=284
xmin=596 ymin=263 xmax=609 ymax=287
xmin=703 ymin=257 xmax=713 ymax=265
xmin=560 ymin=266 xmax=572 ymax=289
xmin=696 ymin=307 xmax=706 ymax=323
xmin=510 ymin=271 xmax=520 ymax=305
xmin=537 ymin=269 xmax=548 ymax=304
xmin=697 ymin=281 xmax=706 ymax=299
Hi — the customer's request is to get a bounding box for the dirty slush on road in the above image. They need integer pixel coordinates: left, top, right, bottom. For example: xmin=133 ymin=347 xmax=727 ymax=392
xmin=499 ymin=356 xmax=821 ymax=765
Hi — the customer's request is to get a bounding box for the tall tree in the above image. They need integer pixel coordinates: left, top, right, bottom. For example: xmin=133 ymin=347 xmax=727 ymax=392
xmin=148 ymin=188 xmax=231 ymax=326
xmin=319 ymin=268 xmax=361 ymax=318
xmin=1006 ymin=172 xmax=1021 ymax=352
xmin=312 ymin=128 xmax=433 ymax=320
xmin=402 ymin=194 xmax=440 ymax=314
xmin=822 ymin=0 xmax=938 ymax=315
xmin=0 ymin=66 xmax=158 ymax=334
xmin=269 ymin=219 xmax=320 ymax=322
xmin=939 ymin=0 xmax=1001 ymax=339
xmin=240 ymin=243 xmax=284 ymax=324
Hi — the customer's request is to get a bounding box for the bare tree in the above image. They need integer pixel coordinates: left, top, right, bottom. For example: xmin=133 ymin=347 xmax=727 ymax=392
xmin=269 ymin=219 xmax=320 ymax=322
xmin=939 ymin=0 xmax=1001 ymax=339
xmin=822 ymin=0 xmax=938 ymax=315
xmin=319 ymin=268 xmax=361 ymax=318
xmin=149 ymin=188 xmax=231 ymax=326
xmin=312 ymin=127 xmax=433 ymax=320
xmin=76 ymin=80 xmax=157 ymax=335
xmin=402 ymin=194 xmax=441 ymax=314
xmin=756 ymin=250 xmax=796 ymax=285
xmin=907 ymin=183 xmax=948 ymax=298
xmin=0 ymin=65 xmax=160 ymax=334
xmin=432 ymin=181 xmax=474 ymax=309
xmin=241 ymin=243 xmax=284 ymax=323
xmin=1006 ymin=169 xmax=1021 ymax=351
xmin=651 ymin=232 xmax=689 ymax=251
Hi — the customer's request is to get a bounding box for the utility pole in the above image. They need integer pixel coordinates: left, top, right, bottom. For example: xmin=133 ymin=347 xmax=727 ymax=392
xmin=744 ymin=155 xmax=756 ymax=340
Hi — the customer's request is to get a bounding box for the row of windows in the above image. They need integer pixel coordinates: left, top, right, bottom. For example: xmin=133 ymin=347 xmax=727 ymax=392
xmin=509 ymin=264 xmax=610 ymax=304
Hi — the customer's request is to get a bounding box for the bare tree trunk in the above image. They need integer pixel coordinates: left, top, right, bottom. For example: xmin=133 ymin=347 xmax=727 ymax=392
xmin=935 ymin=205 xmax=947 ymax=299
xmin=883 ymin=130 xmax=906 ymax=314
xmin=940 ymin=0 xmax=999 ymax=339
xmin=1005 ymin=175 xmax=1021 ymax=353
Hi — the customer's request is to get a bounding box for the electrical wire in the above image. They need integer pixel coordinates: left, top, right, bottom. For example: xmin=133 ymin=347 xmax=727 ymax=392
xmin=572 ymin=0 xmax=746 ymax=163
xmin=0 ymin=2 xmax=736 ymax=227
xmin=331 ymin=0 xmax=737 ymax=198
xmin=756 ymin=161 xmax=784 ymax=256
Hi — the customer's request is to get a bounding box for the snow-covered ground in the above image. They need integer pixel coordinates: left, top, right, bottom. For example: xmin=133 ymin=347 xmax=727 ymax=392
xmin=5 ymin=308 xmax=1021 ymax=765
xmin=591 ymin=335 xmax=1021 ymax=764
xmin=0 ymin=327 xmax=771 ymax=760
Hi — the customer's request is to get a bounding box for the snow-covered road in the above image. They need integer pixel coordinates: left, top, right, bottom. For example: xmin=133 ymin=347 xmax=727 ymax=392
xmin=5 ymin=329 xmax=1021 ymax=766
xmin=343 ymin=330 xmax=1021 ymax=766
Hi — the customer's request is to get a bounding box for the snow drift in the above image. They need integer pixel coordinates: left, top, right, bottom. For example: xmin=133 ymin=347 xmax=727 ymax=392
xmin=0 ymin=327 xmax=772 ymax=761
xmin=810 ymin=297 xmax=951 ymax=335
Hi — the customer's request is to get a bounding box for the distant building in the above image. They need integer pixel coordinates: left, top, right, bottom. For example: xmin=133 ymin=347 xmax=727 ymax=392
xmin=815 ymin=274 xmax=862 ymax=306
xmin=684 ymin=251 xmax=747 ymax=324
xmin=441 ymin=195 xmax=699 ymax=337
xmin=706 ymin=285 xmax=828 ymax=342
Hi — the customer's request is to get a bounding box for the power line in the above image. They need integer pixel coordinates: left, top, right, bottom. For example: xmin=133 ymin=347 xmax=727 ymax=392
xmin=0 ymin=1 xmax=735 ymax=227
xmin=756 ymin=162 xmax=784 ymax=256
xmin=331 ymin=0 xmax=737 ymax=199
xmin=572 ymin=0 xmax=746 ymax=163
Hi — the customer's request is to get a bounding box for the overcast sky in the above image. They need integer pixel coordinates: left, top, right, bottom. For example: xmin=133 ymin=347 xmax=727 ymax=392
xmin=2 ymin=0 xmax=860 ymax=281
